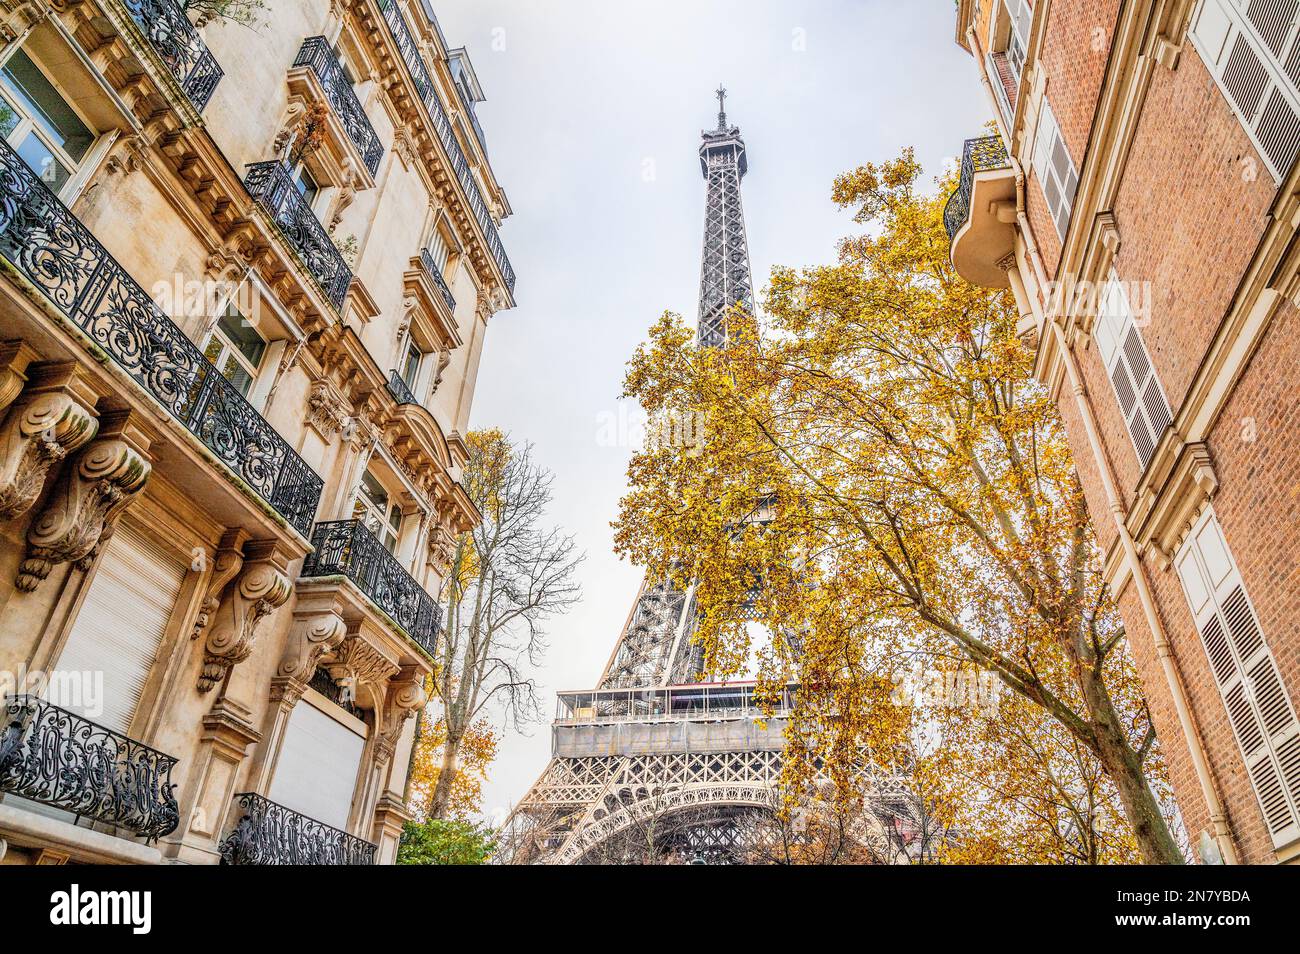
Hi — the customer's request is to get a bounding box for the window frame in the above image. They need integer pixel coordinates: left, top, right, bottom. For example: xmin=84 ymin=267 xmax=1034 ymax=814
xmin=202 ymin=305 xmax=268 ymax=399
xmin=0 ymin=43 xmax=98 ymax=199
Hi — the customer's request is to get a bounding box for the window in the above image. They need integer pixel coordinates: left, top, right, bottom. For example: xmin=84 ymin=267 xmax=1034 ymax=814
xmin=292 ymin=162 xmax=320 ymax=207
xmin=425 ymin=220 xmax=457 ymax=279
xmin=354 ymin=470 xmax=403 ymax=552
xmin=1093 ymin=272 xmax=1173 ymax=469
xmin=1189 ymin=0 xmax=1300 ymax=181
xmin=1003 ymin=0 xmax=1033 ymax=81
xmin=0 ymin=47 xmax=95 ymax=196
xmin=1031 ymin=99 xmax=1078 ymax=239
xmin=203 ymin=305 xmax=267 ymax=398
xmin=1176 ymin=508 xmax=1300 ymax=848
xmin=401 ymin=341 xmax=422 ymax=388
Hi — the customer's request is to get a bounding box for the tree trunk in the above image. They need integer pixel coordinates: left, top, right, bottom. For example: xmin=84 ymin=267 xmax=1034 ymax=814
xmin=1074 ymin=653 xmax=1184 ymax=864
xmin=427 ymin=734 xmax=460 ymax=820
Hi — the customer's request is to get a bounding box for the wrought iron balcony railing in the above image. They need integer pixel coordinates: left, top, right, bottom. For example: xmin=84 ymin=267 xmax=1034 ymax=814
xmin=0 ymin=138 xmax=324 ymax=538
xmin=123 ymin=0 xmax=224 ymax=112
xmin=293 ymin=36 xmax=384 ymax=176
xmin=301 ymin=519 xmax=442 ymax=653
xmin=386 ymin=369 xmax=420 ymax=406
xmin=245 ymin=160 xmax=353 ymax=309
xmin=0 ymin=695 xmax=180 ymax=841
xmin=419 ymin=247 xmax=457 ymax=312
xmin=220 ymin=792 xmax=377 ymax=864
xmin=377 ymin=0 xmax=516 ymax=296
xmin=943 ymin=135 xmax=1011 ymax=241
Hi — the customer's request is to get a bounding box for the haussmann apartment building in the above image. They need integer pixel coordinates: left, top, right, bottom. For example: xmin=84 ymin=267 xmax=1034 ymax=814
xmin=0 ymin=0 xmax=515 ymax=865
xmin=950 ymin=0 xmax=1300 ymax=863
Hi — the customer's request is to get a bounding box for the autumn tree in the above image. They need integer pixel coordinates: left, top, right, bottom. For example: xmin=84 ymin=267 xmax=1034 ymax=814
xmin=427 ymin=430 xmax=583 ymax=819
xmin=407 ymin=717 xmax=498 ymax=820
xmin=614 ymin=149 xmax=1183 ymax=863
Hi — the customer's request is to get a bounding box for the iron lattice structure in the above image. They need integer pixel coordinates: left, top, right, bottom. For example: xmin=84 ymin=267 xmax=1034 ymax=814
xmin=500 ymin=95 xmax=913 ymax=864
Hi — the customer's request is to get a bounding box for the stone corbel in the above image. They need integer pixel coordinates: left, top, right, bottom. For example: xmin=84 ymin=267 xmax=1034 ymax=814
xmin=0 ymin=361 xmax=99 ymax=522
xmin=305 ymin=379 xmax=351 ymax=440
xmin=198 ymin=540 xmax=293 ymax=692
xmin=190 ymin=528 xmax=250 ymax=642
xmin=1132 ymin=441 xmax=1218 ymax=569
xmin=325 ymin=633 xmax=399 ymax=710
xmin=17 ymin=411 xmax=149 ymax=592
xmin=375 ymin=665 xmax=427 ymax=764
xmin=277 ymin=605 xmax=348 ymax=687
xmin=0 ymin=341 xmax=38 ymax=414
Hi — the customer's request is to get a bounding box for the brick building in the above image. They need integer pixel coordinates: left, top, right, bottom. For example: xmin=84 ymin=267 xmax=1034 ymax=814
xmin=0 ymin=0 xmax=513 ymax=864
xmin=950 ymin=0 xmax=1300 ymax=863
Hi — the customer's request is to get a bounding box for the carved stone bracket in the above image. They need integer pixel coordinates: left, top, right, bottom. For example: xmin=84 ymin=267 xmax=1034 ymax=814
xmin=305 ymin=379 xmax=351 ymax=440
xmin=375 ymin=665 xmax=427 ymax=765
xmin=17 ymin=412 xmax=150 ymax=591
xmin=191 ymin=528 xmax=249 ymax=642
xmin=0 ymin=341 xmax=38 ymax=414
xmin=324 ymin=633 xmax=399 ymax=710
xmin=198 ymin=540 xmax=293 ymax=692
xmin=0 ymin=363 xmax=99 ymax=522
xmin=278 ymin=605 xmax=348 ymax=686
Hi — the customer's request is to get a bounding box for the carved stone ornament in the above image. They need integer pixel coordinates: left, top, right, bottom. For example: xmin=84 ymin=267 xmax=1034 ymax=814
xmin=17 ymin=435 xmax=149 ymax=591
xmin=198 ymin=542 xmax=293 ymax=692
xmin=191 ymin=529 xmax=248 ymax=642
xmin=375 ymin=666 xmax=428 ymax=764
xmin=277 ymin=609 xmax=348 ymax=684
xmin=0 ymin=390 xmax=98 ymax=521
xmin=325 ymin=635 xmax=398 ymax=707
xmin=305 ymin=379 xmax=350 ymax=438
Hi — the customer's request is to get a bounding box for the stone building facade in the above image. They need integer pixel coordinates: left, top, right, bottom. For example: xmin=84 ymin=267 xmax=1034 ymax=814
xmin=950 ymin=0 xmax=1300 ymax=863
xmin=0 ymin=0 xmax=513 ymax=864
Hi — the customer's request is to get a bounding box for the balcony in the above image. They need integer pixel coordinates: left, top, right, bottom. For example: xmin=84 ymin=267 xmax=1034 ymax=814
xmin=419 ymin=248 xmax=457 ymax=313
xmin=123 ymin=0 xmax=224 ymax=112
xmin=377 ymin=0 xmax=516 ymax=297
xmin=0 ymin=695 xmax=180 ymax=841
xmin=245 ymin=160 xmax=353 ymax=309
xmin=293 ymin=36 xmax=384 ymax=177
xmin=386 ymin=369 xmax=420 ymax=406
xmin=944 ymin=135 xmax=1016 ymax=289
xmin=300 ymin=519 xmax=442 ymax=654
xmin=0 ymin=138 xmax=324 ymax=538
xmin=219 ymin=792 xmax=377 ymax=864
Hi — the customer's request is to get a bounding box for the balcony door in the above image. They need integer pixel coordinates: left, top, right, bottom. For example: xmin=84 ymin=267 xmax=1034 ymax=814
xmin=353 ymin=470 xmax=403 ymax=553
xmin=267 ymin=698 xmax=366 ymax=831
xmin=52 ymin=522 xmax=188 ymax=735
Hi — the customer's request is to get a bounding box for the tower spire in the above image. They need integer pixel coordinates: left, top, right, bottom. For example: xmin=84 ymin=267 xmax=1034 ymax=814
xmin=696 ymin=86 xmax=752 ymax=348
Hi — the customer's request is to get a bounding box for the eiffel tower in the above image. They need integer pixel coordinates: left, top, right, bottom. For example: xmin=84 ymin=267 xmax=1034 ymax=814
xmin=499 ymin=92 xmax=906 ymax=865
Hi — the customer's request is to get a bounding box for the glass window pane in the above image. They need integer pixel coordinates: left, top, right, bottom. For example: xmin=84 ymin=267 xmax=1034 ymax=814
xmin=0 ymin=92 xmax=18 ymax=138
xmin=1 ymin=50 xmax=93 ymax=163
xmin=14 ymin=130 xmax=69 ymax=192
xmin=217 ymin=308 xmax=266 ymax=368
xmin=220 ymin=354 xmax=254 ymax=396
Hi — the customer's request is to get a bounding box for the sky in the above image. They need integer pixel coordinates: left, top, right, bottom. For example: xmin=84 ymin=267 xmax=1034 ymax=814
xmin=433 ymin=0 xmax=993 ymax=821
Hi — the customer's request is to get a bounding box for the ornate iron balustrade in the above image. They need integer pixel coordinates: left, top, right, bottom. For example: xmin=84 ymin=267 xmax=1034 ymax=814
xmin=301 ymin=519 xmax=442 ymax=653
xmin=244 ymin=160 xmax=352 ymax=309
xmin=419 ymin=247 xmax=456 ymax=312
xmin=123 ymin=0 xmax=223 ymax=112
xmin=386 ymin=369 xmax=420 ymax=406
xmin=943 ymin=135 xmax=1011 ymax=241
xmin=0 ymin=138 xmax=323 ymax=538
xmin=377 ymin=0 xmax=516 ymax=296
xmin=0 ymin=695 xmax=180 ymax=840
xmin=220 ymin=792 xmax=377 ymax=864
xmin=294 ymin=37 xmax=384 ymax=176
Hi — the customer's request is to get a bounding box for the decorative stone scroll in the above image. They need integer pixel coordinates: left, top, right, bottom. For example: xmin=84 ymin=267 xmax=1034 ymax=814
xmin=198 ymin=540 xmax=293 ymax=692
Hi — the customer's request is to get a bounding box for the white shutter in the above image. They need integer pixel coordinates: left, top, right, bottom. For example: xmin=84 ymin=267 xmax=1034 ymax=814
xmin=267 ymin=698 xmax=366 ymax=830
xmin=1191 ymin=0 xmax=1300 ymax=179
xmin=1031 ymin=100 xmax=1078 ymax=239
xmin=1176 ymin=508 xmax=1300 ymax=848
xmin=1093 ymin=273 xmax=1174 ymax=469
xmin=54 ymin=523 xmax=188 ymax=735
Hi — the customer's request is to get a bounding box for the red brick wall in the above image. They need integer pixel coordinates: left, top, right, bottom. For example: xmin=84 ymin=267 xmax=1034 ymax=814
xmin=1111 ymin=47 xmax=1275 ymax=413
xmin=1031 ymin=22 xmax=1293 ymax=863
